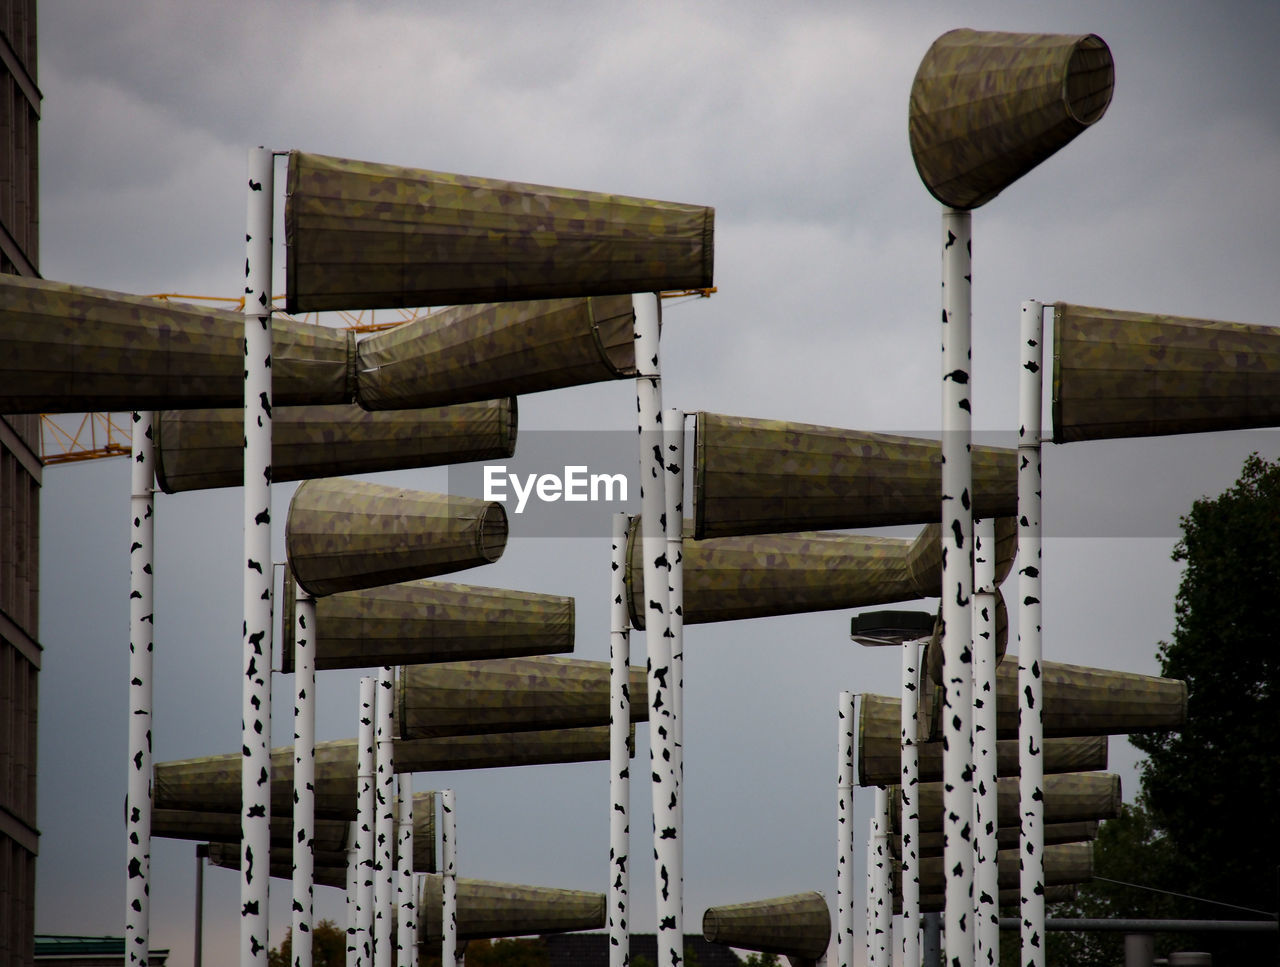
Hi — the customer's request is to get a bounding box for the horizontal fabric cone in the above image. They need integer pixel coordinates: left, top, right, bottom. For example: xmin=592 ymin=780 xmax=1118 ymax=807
xmin=857 ymin=693 xmax=1107 ymax=786
xmin=626 ymin=520 xmax=941 ymax=629
xmin=154 ymin=728 xmax=624 ymax=819
xmin=286 ymin=477 xmax=507 ymax=596
xmin=0 ymin=274 xmax=354 ymax=413
xmin=924 ymin=586 xmax=1010 ymax=683
xmin=701 ymin=892 xmax=831 ymax=961
xmin=205 ymin=843 xmax=351 ymax=890
xmin=285 ymin=150 xmax=714 ymax=312
xmin=398 ymin=656 xmax=648 ymax=739
xmin=906 ymin=884 xmax=1079 ymax=916
xmin=155 ymin=397 xmax=516 ymax=493
xmin=909 ymin=29 xmax=1114 ymax=209
xmin=415 ymin=790 xmax=437 ymax=873
xmin=1052 ymin=303 xmax=1280 ymax=442
xmin=357 ymin=296 xmax=641 ymax=410
xmin=418 ymin=875 xmax=605 ymax=946
xmin=922 ymin=655 xmax=1187 ymax=741
xmin=898 ymin=842 xmax=1093 ymax=897
xmin=150 ymin=808 xmax=350 ymax=854
xmin=898 ymin=820 xmax=1099 ymax=860
xmin=280 ymin=578 xmax=574 ymax=673
xmin=692 ymin=412 xmax=1017 ymax=540
xmin=892 ymin=771 xmax=1120 ymax=834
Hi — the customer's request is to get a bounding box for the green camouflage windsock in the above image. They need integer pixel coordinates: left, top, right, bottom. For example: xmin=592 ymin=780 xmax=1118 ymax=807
xmin=398 ymin=656 xmax=649 ymax=739
xmin=280 ymin=578 xmax=574 ymax=673
xmin=909 ymin=29 xmax=1114 ymax=210
xmin=0 ymin=274 xmax=354 ymax=413
xmin=907 ymin=884 xmax=1078 ymax=916
xmin=701 ymin=892 xmax=831 ymax=962
xmin=357 ymin=296 xmax=642 ymax=410
xmin=154 ymin=397 xmax=516 ymax=493
xmin=692 ymin=412 xmax=1018 ymax=539
xmin=285 ymin=150 xmax=714 ymax=312
xmin=899 ymin=842 xmax=1093 ymax=898
xmin=286 ymin=478 xmax=507 ymax=597
xmin=899 ymin=820 xmax=1099 ymax=860
xmin=150 ymin=808 xmax=350 ymax=854
xmin=626 ymin=521 xmax=942 ymax=629
xmin=417 ymin=876 xmax=606 ymax=947
xmin=204 ymin=842 xmax=351 ymax=889
xmin=892 ymin=771 xmax=1120 ymax=834
xmin=1052 ymin=303 xmax=1280 ymax=442
xmin=856 ymin=692 xmax=1108 ymax=787
xmin=415 ymin=790 xmax=438 ymax=874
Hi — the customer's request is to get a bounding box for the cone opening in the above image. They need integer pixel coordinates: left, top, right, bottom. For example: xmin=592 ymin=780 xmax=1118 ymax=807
xmin=476 ymin=501 xmax=509 ymax=563
xmin=1064 ymin=35 xmax=1114 ymax=126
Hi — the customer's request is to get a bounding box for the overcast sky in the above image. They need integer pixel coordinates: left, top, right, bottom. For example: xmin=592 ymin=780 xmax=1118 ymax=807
xmin=33 ymin=3 xmax=1280 ymax=967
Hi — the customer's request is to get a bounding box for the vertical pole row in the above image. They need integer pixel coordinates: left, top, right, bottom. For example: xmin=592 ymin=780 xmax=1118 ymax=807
xmin=972 ymin=518 xmax=999 ymax=966
xmin=442 ymin=789 xmax=458 ymax=967
xmin=835 ymin=690 xmax=855 ymax=967
xmin=608 ymin=513 xmax=632 ymax=967
xmin=375 ymin=667 xmax=396 ymax=967
xmin=1017 ymin=300 xmax=1046 ymax=967
xmin=632 ymin=293 xmax=681 ymax=967
xmin=397 ymin=776 xmax=415 ymax=967
xmin=293 ymin=585 xmax=318 ymax=967
xmin=126 ymin=409 xmax=155 ymax=967
xmin=869 ymin=786 xmax=892 ymax=967
xmin=940 ymin=208 xmax=974 ymax=967
xmin=899 ymin=638 xmax=921 ymax=967
xmin=241 ymin=146 xmax=274 ymax=967
xmin=357 ymin=677 xmax=377 ymax=967
xmin=663 ymin=406 xmax=686 ymax=944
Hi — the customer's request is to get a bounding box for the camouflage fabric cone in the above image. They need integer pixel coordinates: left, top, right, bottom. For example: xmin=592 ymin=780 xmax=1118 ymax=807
xmin=909 ymin=29 xmax=1113 ymax=210
xmin=285 ymin=150 xmax=714 ymax=312
xmin=205 ymin=842 xmax=351 ymax=890
xmin=891 ymin=771 xmax=1120 ymax=834
xmin=857 ymin=692 xmax=1108 ymax=786
xmin=898 ymin=842 xmax=1093 ymax=897
xmin=1052 ymin=303 xmax=1280 ymax=442
xmin=357 ymin=296 xmax=642 ymax=410
xmin=417 ymin=875 xmax=605 ymax=946
xmin=0 ymin=274 xmax=354 ymax=413
xmin=398 ymin=656 xmax=648 ymax=739
xmin=692 ymin=412 xmax=1017 ymax=539
xmin=898 ymin=820 xmax=1098 ymax=860
xmin=414 ymin=790 xmax=437 ymax=874
xmin=701 ymin=892 xmax=831 ymax=961
xmin=923 ymin=587 xmax=1009 ymax=683
xmin=150 ymin=808 xmax=350 ymax=854
xmin=286 ymin=478 xmax=507 ymax=597
xmin=280 ymin=577 xmax=574 ymax=673
xmin=154 ymin=397 xmax=516 ymax=493
xmin=626 ymin=520 xmax=941 ymax=628
xmin=907 ymin=884 xmax=1079 ymax=916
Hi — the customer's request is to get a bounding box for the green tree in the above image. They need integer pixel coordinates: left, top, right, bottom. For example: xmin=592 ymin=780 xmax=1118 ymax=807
xmin=269 ymin=919 xmax=348 ymax=967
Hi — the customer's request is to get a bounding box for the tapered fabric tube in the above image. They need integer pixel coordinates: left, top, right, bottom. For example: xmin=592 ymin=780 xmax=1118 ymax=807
xmin=891 ymin=772 xmax=1121 ymax=835
xmin=836 ymin=693 xmax=855 ymax=967
xmin=285 ymin=478 xmax=507 ymax=597
xmin=151 ymin=809 xmax=350 ymax=853
xmin=0 ymin=274 xmax=354 ymax=414
xmin=206 ymin=842 xmax=359 ymax=889
xmin=924 ymin=587 xmax=1009 ymax=684
xmin=909 ymin=30 xmax=1114 ymax=210
xmin=416 ymin=876 xmax=606 ymax=947
xmin=627 ymin=523 xmax=943 ymax=628
xmin=609 ymin=515 xmax=632 ymax=967
xmin=1051 ymin=303 xmax=1280 ymax=442
xmin=281 ymin=579 xmax=574 ymax=674
xmin=702 ymin=892 xmax=831 ymax=961
xmin=155 ymin=398 xmax=516 ymax=493
xmin=285 ymin=151 xmax=714 ymax=312
xmin=398 ymin=657 xmax=648 ymax=738
xmin=692 ymin=413 xmax=1018 ymax=540
xmin=414 ymin=791 xmax=437 ymax=875
xmin=898 ymin=821 xmax=1099 ymax=860
xmin=896 ymin=843 xmax=1094 ymax=898
xmin=358 ymin=297 xmax=640 ymax=411
xmin=293 ymin=586 xmax=318 ymax=967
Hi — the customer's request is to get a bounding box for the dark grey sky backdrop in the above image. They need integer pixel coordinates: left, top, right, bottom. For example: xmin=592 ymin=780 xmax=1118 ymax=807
xmin=33 ymin=3 xmax=1280 ymax=966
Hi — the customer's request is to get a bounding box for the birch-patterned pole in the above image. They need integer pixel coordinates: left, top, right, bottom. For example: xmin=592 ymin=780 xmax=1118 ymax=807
xmin=663 ymin=406 xmax=686 ymax=942
xmin=442 ymin=789 xmax=458 ymax=967
xmin=972 ymin=518 xmax=999 ymax=966
xmin=357 ymin=677 xmax=377 ymax=967
xmin=632 ymin=292 xmax=680 ymax=967
xmin=869 ymin=786 xmax=892 ymax=967
xmin=609 ymin=513 xmax=632 ymax=967
xmin=836 ymin=691 xmax=855 ymax=967
xmin=375 ymin=667 xmax=396 ymax=967
xmin=1018 ymin=299 xmax=1046 ymax=967
xmin=242 ymin=145 xmax=274 ymax=967
xmin=396 ymin=777 xmax=415 ymax=967
xmin=346 ymin=821 xmax=360 ymax=967
xmin=900 ymin=639 xmax=921 ymax=967
xmin=293 ymin=584 xmax=318 ymax=967
xmin=126 ymin=410 xmax=155 ymax=967
xmin=940 ymin=207 xmax=974 ymax=967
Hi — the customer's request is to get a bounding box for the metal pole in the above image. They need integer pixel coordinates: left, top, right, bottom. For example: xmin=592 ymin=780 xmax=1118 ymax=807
xmin=870 ymin=786 xmax=892 ymax=967
xmin=242 ymin=145 xmax=274 ymax=967
xmin=972 ymin=517 xmax=999 ymax=967
xmin=901 ymin=640 xmax=922 ymax=967
xmin=376 ymin=667 xmax=396 ymax=967
xmin=346 ymin=821 xmax=360 ymax=967
xmin=293 ymin=584 xmax=317 ymax=967
xmin=1018 ymin=300 xmax=1046 ymax=967
xmin=609 ymin=513 xmax=632 ymax=967
xmin=442 ymin=789 xmax=458 ymax=967
xmin=922 ymin=912 xmax=943 ymax=967
xmin=1125 ymin=933 xmax=1155 ymax=967
xmin=397 ymin=776 xmax=415 ymax=967
xmin=127 ymin=409 xmax=155 ymax=967
xmin=195 ymin=844 xmax=208 ymax=967
xmin=663 ymin=407 xmax=686 ymax=947
xmin=632 ymin=292 xmax=681 ymax=967
xmin=836 ymin=691 xmax=855 ymax=967
xmin=940 ymin=207 xmax=975 ymax=967
xmin=357 ymin=677 xmax=377 ymax=967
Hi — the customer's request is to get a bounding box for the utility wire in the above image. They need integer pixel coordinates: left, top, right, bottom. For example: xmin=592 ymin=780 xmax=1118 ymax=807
xmin=1092 ymin=876 xmax=1279 ymax=919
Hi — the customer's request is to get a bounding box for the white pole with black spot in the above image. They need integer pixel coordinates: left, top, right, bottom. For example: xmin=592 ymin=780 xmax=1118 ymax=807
xmin=346 ymin=821 xmax=359 ymax=967
xmin=663 ymin=405 xmax=686 ymax=944
xmin=609 ymin=512 xmax=631 ymax=967
xmin=1018 ymin=299 xmax=1046 ymax=967
xmin=293 ymin=584 xmax=318 ymax=967
xmin=242 ymin=145 xmax=274 ymax=967
xmin=397 ymin=776 xmax=415 ymax=967
xmin=869 ymin=785 xmax=892 ymax=967
xmin=375 ymin=666 xmax=396 ymax=967
xmin=126 ymin=409 xmax=155 ymax=967
xmin=836 ymin=690 xmax=855 ymax=967
xmin=900 ymin=638 xmax=921 ymax=967
xmin=442 ymin=789 xmax=458 ymax=967
xmin=972 ymin=518 xmax=999 ymax=966
xmin=357 ymin=676 xmax=377 ymax=967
